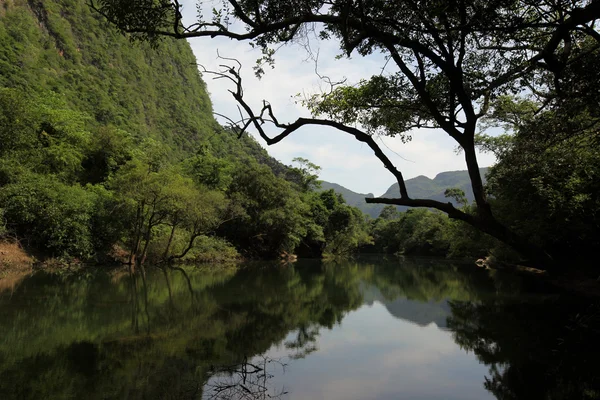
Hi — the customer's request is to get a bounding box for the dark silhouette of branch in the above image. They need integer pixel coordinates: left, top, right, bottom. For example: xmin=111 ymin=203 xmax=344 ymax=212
xmin=202 ymin=58 xmax=419 ymax=199
xmin=205 ymin=356 xmax=288 ymax=400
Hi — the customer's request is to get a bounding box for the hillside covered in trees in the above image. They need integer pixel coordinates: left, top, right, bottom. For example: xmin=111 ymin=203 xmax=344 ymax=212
xmin=0 ymin=0 xmax=374 ymax=265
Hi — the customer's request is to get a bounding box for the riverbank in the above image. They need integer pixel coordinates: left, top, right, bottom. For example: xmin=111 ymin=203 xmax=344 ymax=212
xmin=0 ymin=240 xmax=33 ymax=277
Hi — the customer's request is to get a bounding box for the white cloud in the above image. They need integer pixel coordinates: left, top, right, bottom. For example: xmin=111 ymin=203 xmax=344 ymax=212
xmin=179 ymin=1 xmax=497 ymax=195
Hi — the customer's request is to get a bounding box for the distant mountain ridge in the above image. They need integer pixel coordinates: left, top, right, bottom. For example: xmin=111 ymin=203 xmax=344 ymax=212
xmin=361 ymin=284 xmax=451 ymax=328
xmin=320 ymin=168 xmax=489 ymax=218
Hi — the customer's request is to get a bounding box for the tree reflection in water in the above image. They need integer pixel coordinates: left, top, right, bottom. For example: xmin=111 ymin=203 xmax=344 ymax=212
xmin=0 ymin=261 xmax=364 ymax=399
xmin=0 ymin=259 xmax=599 ymax=399
xmin=448 ymin=296 xmax=600 ymax=399
xmin=205 ymin=356 xmax=288 ymax=400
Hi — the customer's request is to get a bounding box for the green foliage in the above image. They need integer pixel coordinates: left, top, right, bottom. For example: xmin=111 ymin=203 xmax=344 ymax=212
xmin=378 ymin=205 xmax=401 ymax=221
xmin=182 ymin=150 xmax=234 ymax=191
xmin=377 ymin=209 xmax=449 ymax=256
xmin=0 ymin=0 xmax=214 ymax=158
xmin=2 ymin=0 xmax=382 ymax=263
xmin=302 ymin=189 xmax=372 ymax=257
xmin=370 ymin=207 xmax=494 ymax=258
xmin=181 ymin=235 xmax=240 ymax=263
xmin=0 ymin=174 xmax=97 ymax=259
xmin=486 ymin=108 xmax=600 ymax=264
xmin=322 ymin=197 xmax=373 ymax=256
xmin=83 ymin=125 xmax=134 ymax=183
xmin=223 ymin=161 xmax=312 ymax=256
xmin=286 ymin=157 xmax=322 ymax=192
xmin=304 ymin=75 xmax=425 ymax=141
xmin=442 ymin=216 xmax=499 ymax=259
xmin=444 ymin=188 xmax=468 ymax=207
xmin=0 ymin=88 xmax=38 ymax=159
xmin=0 ymin=88 xmax=91 ymax=185
xmin=0 ymin=208 xmax=7 ymax=238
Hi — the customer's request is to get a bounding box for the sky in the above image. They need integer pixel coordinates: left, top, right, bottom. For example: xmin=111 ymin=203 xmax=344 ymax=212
xmin=179 ymin=1 xmax=496 ymax=196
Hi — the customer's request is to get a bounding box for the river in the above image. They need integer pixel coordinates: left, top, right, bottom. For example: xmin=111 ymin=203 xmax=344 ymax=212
xmin=0 ymin=257 xmax=598 ymax=399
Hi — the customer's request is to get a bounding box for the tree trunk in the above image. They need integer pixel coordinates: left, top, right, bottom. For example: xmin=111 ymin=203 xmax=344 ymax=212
xmin=462 ymin=134 xmax=493 ymax=218
xmin=474 ymin=216 xmax=556 ymax=271
xmin=162 ymin=223 xmax=177 ymax=261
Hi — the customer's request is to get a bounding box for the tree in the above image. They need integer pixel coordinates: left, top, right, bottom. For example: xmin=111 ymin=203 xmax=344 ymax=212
xmin=286 ymin=157 xmax=322 ymax=192
xmin=484 ymin=107 xmax=600 ymax=265
xmin=0 ymin=174 xmax=97 ymax=259
xmin=91 ymin=0 xmax=600 ymax=269
xmin=222 ymin=160 xmax=312 ymax=257
xmin=378 ymin=205 xmax=401 ymax=221
xmin=317 ymin=189 xmax=372 ymax=256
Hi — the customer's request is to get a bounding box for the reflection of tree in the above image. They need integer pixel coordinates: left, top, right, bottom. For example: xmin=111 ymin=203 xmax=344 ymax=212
xmin=205 ymin=356 xmax=288 ymax=400
xmin=449 ymin=298 xmax=600 ymax=400
xmin=0 ymin=261 xmax=367 ymax=399
xmin=284 ymin=325 xmax=319 ymax=359
xmin=366 ymin=257 xmax=500 ymax=303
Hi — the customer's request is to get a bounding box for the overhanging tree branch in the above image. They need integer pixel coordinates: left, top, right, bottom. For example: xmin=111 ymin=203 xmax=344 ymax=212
xmin=202 ymin=60 xmax=420 ymax=199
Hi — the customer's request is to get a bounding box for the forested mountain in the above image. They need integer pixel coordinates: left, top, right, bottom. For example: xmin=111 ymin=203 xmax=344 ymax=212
xmin=0 ymin=0 xmax=275 ymax=160
xmin=0 ymin=0 xmax=372 ymax=263
xmin=321 ymin=168 xmax=489 ymax=218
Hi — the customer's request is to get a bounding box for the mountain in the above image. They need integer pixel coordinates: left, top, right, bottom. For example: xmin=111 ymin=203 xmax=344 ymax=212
xmin=1 ymin=0 xmax=207 ymax=156
xmin=321 ymin=168 xmax=489 ymax=218
xmin=361 ymin=284 xmax=451 ymax=329
xmin=0 ymin=0 xmax=280 ymax=164
xmin=0 ymin=0 xmax=301 ymax=260
xmin=383 ymin=298 xmax=450 ymax=329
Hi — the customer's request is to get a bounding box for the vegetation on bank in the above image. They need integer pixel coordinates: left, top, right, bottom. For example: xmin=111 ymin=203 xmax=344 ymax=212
xmin=1 ymin=0 xmax=598 ymax=275
xmin=367 ymin=94 xmax=600 ymax=269
xmin=0 ymin=85 xmax=374 ymax=266
xmin=0 ymin=0 xmax=373 ymax=267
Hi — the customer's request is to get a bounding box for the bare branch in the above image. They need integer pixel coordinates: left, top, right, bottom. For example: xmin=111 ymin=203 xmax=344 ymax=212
xmin=207 ymin=59 xmax=412 ymax=199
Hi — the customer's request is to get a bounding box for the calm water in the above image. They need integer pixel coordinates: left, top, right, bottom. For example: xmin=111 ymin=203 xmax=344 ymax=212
xmin=0 ymin=257 xmax=598 ymax=399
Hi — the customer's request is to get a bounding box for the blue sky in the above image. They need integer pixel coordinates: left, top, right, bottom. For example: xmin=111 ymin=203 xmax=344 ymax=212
xmin=180 ymin=1 xmax=496 ymax=196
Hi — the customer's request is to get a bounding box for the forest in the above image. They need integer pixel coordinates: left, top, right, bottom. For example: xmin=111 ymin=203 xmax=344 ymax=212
xmin=0 ymin=0 xmax=377 ymax=266
xmin=0 ymin=0 xmax=598 ymax=276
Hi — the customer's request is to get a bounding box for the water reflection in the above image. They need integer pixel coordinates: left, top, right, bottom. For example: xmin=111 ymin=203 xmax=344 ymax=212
xmin=205 ymin=356 xmax=288 ymax=400
xmin=449 ymin=297 xmax=600 ymax=399
xmin=0 ymin=258 xmax=597 ymax=399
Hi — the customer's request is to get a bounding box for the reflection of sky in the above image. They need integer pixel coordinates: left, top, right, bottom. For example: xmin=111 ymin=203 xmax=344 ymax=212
xmin=264 ymin=302 xmax=493 ymax=400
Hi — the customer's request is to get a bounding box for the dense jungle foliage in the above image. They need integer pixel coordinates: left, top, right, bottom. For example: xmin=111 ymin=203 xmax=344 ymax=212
xmin=0 ymin=0 xmax=376 ymax=263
